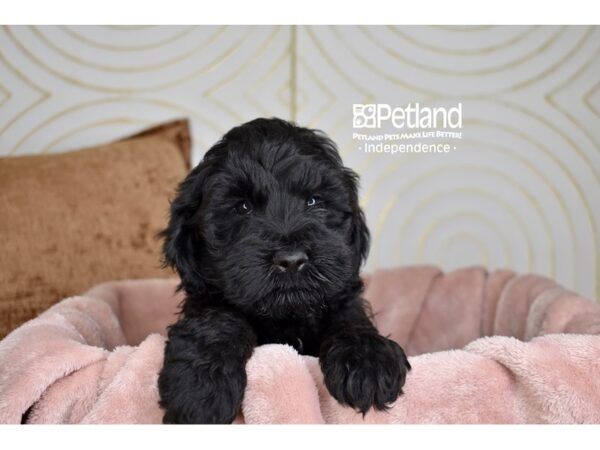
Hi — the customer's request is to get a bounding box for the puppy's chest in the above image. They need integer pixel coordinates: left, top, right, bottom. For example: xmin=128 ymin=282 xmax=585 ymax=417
xmin=253 ymin=318 xmax=322 ymax=356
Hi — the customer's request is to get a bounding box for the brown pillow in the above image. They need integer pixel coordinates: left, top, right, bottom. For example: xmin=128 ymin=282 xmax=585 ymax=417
xmin=0 ymin=120 xmax=191 ymax=338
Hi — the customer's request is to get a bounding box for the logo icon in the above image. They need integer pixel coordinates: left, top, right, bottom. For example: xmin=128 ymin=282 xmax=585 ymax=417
xmin=353 ymin=104 xmax=377 ymax=128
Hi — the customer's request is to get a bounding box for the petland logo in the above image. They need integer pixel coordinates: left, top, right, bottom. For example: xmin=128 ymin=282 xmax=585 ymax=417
xmin=353 ymin=103 xmax=463 ymax=129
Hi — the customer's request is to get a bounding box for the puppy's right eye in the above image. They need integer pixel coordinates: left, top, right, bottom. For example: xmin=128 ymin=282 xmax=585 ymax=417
xmin=235 ymin=201 xmax=253 ymax=215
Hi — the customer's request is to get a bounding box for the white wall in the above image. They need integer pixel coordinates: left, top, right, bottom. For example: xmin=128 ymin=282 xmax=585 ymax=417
xmin=1 ymin=25 xmax=599 ymax=301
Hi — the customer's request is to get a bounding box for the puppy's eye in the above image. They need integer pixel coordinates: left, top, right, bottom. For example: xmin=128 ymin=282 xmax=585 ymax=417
xmin=235 ymin=201 xmax=253 ymax=215
xmin=306 ymin=195 xmax=322 ymax=207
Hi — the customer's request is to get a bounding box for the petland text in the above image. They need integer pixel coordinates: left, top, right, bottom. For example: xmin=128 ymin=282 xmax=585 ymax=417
xmin=353 ymin=103 xmax=463 ymax=129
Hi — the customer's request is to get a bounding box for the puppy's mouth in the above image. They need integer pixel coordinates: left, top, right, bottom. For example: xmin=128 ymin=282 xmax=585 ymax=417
xmin=256 ymin=286 xmax=325 ymax=318
xmin=246 ymin=263 xmax=326 ymax=314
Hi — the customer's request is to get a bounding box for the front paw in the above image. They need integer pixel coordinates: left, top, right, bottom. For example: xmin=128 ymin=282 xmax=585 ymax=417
xmin=320 ymin=331 xmax=410 ymax=414
xmin=159 ymin=359 xmax=246 ymax=424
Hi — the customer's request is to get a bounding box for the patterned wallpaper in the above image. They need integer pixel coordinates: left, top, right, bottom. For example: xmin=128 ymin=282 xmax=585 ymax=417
xmin=1 ymin=26 xmax=599 ymax=301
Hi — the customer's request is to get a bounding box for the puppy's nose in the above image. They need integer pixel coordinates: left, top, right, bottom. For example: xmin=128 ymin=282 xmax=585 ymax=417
xmin=273 ymin=250 xmax=308 ymax=273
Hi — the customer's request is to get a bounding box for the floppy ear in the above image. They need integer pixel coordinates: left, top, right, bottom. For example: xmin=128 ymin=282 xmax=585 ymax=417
xmin=344 ymin=168 xmax=370 ymax=271
xmin=160 ymin=161 xmax=211 ymax=295
xmin=351 ymin=206 xmax=370 ymax=269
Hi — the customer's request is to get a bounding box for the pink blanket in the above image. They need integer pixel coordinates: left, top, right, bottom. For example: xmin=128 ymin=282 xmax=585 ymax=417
xmin=1 ymin=266 xmax=599 ymax=424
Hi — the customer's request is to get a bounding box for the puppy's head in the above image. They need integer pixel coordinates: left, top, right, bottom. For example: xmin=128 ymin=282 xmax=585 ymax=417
xmin=162 ymin=118 xmax=369 ymax=318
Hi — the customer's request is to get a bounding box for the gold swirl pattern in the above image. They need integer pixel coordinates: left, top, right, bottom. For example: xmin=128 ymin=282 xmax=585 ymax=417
xmin=1 ymin=26 xmax=599 ymax=301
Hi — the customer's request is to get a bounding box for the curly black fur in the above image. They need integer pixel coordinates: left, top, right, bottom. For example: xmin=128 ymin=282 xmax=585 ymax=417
xmin=158 ymin=118 xmax=410 ymax=424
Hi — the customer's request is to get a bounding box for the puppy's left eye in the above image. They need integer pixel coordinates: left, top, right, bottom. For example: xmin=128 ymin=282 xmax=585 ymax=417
xmin=306 ymin=195 xmax=322 ymax=207
xmin=235 ymin=201 xmax=253 ymax=215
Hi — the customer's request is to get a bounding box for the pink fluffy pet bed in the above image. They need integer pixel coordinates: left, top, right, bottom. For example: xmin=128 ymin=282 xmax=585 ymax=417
xmin=1 ymin=266 xmax=600 ymax=424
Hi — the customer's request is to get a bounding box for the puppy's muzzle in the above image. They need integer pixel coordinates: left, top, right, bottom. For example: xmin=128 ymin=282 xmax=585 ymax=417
xmin=273 ymin=249 xmax=308 ymax=273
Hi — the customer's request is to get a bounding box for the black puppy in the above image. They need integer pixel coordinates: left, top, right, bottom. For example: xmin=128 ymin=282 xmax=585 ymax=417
xmin=158 ymin=118 xmax=410 ymax=424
